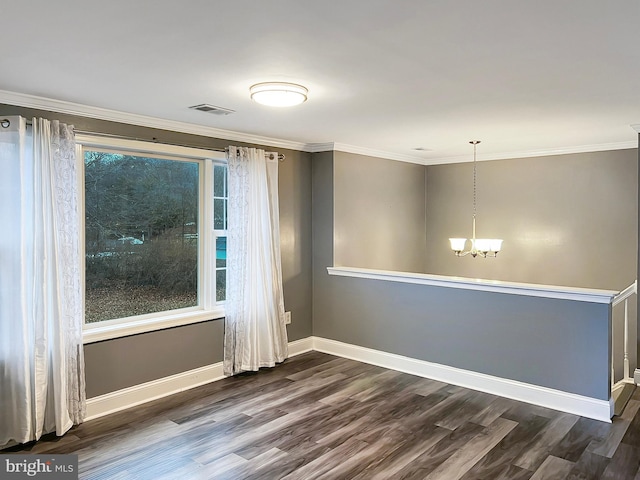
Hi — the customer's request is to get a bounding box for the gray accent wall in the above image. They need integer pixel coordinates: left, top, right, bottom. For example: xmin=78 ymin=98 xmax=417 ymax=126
xmin=0 ymin=104 xmax=313 ymax=398
xmin=313 ymin=273 xmax=611 ymax=400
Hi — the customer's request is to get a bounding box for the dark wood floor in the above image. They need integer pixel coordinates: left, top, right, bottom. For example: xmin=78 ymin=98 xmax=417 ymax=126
xmin=6 ymin=351 xmax=640 ymax=479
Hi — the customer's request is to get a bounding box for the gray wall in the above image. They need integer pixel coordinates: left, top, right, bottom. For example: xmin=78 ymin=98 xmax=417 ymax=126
xmin=3 ymin=102 xmax=635 ymax=401
xmin=312 ymin=151 xmax=335 ymax=333
xmin=426 ymin=149 xmax=638 ymax=380
xmin=425 ymin=149 xmax=638 ymax=291
xmin=312 ymin=149 xmax=630 ymax=400
xmin=333 ymin=151 xmax=427 ymax=273
xmin=84 ymin=322 xmax=224 ymax=397
xmin=0 ymin=104 xmax=313 ymax=398
xmin=321 ymin=148 xmax=638 ymax=292
xmin=313 ymin=274 xmax=611 ymax=400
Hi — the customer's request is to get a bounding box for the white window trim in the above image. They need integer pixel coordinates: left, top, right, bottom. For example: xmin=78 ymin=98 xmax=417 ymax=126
xmin=77 ymin=135 xmax=227 ymax=344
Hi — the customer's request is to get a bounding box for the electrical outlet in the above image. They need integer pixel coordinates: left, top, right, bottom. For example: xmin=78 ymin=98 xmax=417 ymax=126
xmin=285 ymin=311 xmax=291 ymax=325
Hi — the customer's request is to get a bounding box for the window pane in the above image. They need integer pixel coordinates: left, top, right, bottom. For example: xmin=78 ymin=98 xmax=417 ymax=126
xmin=216 ymin=269 xmax=226 ymax=302
xmin=214 ymin=199 xmax=225 ymax=230
xmin=216 ymin=236 xmax=227 ymax=268
xmin=84 ymin=151 xmax=199 ymax=323
xmin=214 ymin=164 xmax=226 ymax=197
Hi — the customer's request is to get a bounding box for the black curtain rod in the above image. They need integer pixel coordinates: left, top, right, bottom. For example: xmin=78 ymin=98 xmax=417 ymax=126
xmin=0 ymin=117 xmax=285 ymax=161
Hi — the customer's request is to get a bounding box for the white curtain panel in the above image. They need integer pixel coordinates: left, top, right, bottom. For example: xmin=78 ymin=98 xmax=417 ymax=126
xmin=0 ymin=116 xmax=85 ymax=447
xmin=224 ymin=146 xmax=288 ymax=375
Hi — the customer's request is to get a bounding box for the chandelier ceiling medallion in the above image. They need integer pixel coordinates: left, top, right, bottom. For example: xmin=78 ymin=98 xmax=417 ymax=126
xmin=449 ymin=140 xmax=503 ymax=258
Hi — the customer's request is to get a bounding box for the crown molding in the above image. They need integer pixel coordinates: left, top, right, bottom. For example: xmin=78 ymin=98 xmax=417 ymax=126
xmin=307 ymin=142 xmax=429 ymax=164
xmin=306 ymin=142 xmax=335 ymax=153
xmin=1 ymin=90 xmax=637 ymax=164
xmin=0 ymin=89 xmax=309 ymax=152
xmin=421 ymin=141 xmax=638 ymax=166
xmin=308 ymin=140 xmax=637 ymax=165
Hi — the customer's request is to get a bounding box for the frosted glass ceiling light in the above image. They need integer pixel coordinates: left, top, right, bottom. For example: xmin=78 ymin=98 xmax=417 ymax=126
xmin=449 ymin=140 xmax=503 ymax=258
xmin=250 ymin=82 xmax=308 ymax=107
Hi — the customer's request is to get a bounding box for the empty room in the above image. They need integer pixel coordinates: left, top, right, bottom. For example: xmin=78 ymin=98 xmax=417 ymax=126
xmin=1 ymin=1 xmax=639 ymax=479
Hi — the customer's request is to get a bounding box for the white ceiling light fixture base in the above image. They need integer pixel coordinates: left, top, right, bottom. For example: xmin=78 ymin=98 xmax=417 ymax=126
xmin=250 ymin=82 xmax=308 ymax=107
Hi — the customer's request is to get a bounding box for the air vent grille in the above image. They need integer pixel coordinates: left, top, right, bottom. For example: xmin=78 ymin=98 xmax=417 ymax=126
xmin=189 ymin=104 xmax=235 ymax=115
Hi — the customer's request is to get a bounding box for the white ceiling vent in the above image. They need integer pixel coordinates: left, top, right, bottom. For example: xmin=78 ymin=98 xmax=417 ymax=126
xmin=189 ymin=104 xmax=235 ymax=115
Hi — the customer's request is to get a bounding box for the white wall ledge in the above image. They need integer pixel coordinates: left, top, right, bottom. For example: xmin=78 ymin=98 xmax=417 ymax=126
xmin=327 ymin=266 xmax=618 ymax=304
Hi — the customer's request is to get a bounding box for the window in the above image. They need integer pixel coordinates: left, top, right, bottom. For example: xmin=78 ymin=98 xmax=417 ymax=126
xmin=78 ymin=136 xmax=227 ymax=342
xmin=213 ymin=164 xmax=228 ymax=302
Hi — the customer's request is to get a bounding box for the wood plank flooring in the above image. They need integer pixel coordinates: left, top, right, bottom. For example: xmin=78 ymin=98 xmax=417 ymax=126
xmin=6 ymin=351 xmax=640 ymax=479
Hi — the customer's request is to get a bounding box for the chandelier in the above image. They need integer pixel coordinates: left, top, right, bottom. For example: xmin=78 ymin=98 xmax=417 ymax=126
xmin=449 ymin=141 xmax=503 ymax=257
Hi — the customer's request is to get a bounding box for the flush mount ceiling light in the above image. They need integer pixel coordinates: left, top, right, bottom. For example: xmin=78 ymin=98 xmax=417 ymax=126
xmin=250 ymin=82 xmax=308 ymax=107
xmin=449 ymin=140 xmax=503 ymax=258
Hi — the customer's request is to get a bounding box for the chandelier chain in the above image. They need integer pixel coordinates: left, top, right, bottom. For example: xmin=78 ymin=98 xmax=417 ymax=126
xmin=473 ymin=142 xmax=477 ymax=220
xmin=471 ymin=140 xmax=479 ymax=220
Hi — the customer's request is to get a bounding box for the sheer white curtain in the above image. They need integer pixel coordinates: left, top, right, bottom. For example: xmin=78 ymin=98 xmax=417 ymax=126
xmin=0 ymin=116 xmax=85 ymax=448
xmin=223 ymin=146 xmax=288 ymax=375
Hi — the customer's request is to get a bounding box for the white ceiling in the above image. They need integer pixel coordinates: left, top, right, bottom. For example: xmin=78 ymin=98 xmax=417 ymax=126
xmin=1 ymin=1 xmax=639 ymax=162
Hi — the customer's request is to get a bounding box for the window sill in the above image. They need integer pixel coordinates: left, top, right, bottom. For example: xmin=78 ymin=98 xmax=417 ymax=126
xmin=83 ymin=307 xmax=225 ymax=344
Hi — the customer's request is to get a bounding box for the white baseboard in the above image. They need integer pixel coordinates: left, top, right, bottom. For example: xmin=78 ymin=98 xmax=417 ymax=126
xmin=635 ymin=368 xmax=640 ymax=385
xmin=312 ymin=337 xmax=612 ymax=423
xmin=85 ymin=337 xmax=316 ymax=421
xmin=85 ymin=363 xmax=225 ymax=421
xmin=287 ymin=337 xmax=314 ymax=357
xmin=86 ymin=335 xmax=612 ymax=423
